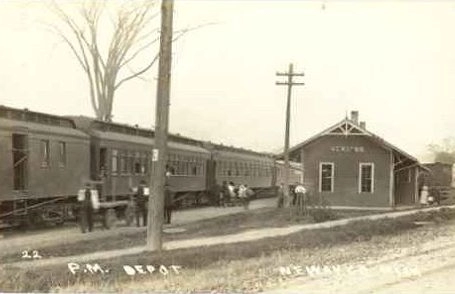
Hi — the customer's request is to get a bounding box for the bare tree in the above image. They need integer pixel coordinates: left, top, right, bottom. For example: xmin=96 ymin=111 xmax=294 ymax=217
xmin=50 ymin=0 xmax=161 ymax=121
xmin=428 ymin=137 xmax=455 ymax=164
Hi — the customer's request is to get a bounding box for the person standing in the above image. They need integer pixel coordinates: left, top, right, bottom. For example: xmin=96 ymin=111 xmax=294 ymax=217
xmin=243 ymin=184 xmax=254 ymax=210
xmin=238 ymin=184 xmax=247 ymax=209
xmin=78 ymin=183 xmax=94 ymax=233
xmin=164 ymin=169 xmax=174 ymax=224
xmin=211 ymin=182 xmax=222 ymax=206
xmin=420 ymin=185 xmax=429 ymax=206
xmin=164 ymin=187 xmax=174 ymax=224
xmin=221 ymin=181 xmax=229 ymax=207
xmin=135 ymin=180 xmax=148 ymax=227
xmin=277 ymin=183 xmax=284 ymax=208
xmin=294 ymin=183 xmax=307 ymax=215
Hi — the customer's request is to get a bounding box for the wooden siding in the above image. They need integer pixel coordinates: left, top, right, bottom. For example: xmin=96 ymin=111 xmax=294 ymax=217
xmin=302 ymin=135 xmax=391 ymax=207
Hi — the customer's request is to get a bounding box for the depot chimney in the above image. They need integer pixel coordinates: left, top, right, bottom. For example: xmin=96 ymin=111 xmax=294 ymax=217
xmin=360 ymin=121 xmax=366 ymax=129
xmin=350 ymin=111 xmax=359 ymax=124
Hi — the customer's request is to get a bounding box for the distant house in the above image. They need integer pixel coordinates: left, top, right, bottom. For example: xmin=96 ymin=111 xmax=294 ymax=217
xmin=283 ymin=111 xmax=428 ymax=208
xmin=421 ymin=162 xmax=453 ymax=188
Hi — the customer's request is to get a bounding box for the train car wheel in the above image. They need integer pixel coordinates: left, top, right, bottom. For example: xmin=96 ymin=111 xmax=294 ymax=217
xmin=104 ymin=208 xmax=117 ymax=230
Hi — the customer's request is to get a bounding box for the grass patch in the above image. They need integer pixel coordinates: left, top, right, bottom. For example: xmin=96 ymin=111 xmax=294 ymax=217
xmin=0 ymin=208 xmax=371 ymax=263
xmin=2 ymin=208 xmax=455 ymax=292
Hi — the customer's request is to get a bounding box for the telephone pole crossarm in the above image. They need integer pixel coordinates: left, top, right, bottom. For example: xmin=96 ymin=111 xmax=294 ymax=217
xmin=276 ymin=82 xmax=305 ymax=86
xmin=276 ymin=72 xmax=305 ymax=77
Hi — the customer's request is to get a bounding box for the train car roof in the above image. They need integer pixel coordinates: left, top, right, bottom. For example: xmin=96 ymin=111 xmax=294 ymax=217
xmin=213 ymin=149 xmax=274 ymax=163
xmin=0 ymin=105 xmax=77 ymax=126
xmin=0 ymin=117 xmax=89 ymax=139
xmin=204 ymin=141 xmax=274 ymax=158
xmin=70 ymin=116 xmax=209 ymax=147
xmin=91 ymin=129 xmax=211 ymax=155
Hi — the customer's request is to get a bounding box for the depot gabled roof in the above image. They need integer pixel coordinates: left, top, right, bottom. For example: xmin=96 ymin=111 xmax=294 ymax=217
xmin=281 ymin=117 xmax=425 ymax=169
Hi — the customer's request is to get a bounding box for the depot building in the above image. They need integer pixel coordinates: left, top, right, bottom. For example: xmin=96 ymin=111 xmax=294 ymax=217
xmin=285 ymin=111 xmax=427 ymax=208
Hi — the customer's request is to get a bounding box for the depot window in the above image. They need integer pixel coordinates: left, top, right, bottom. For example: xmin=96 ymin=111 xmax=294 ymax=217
xmin=319 ymin=162 xmax=334 ymax=192
xmin=40 ymin=140 xmax=50 ymax=167
xmin=359 ymin=163 xmax=374 ymax=193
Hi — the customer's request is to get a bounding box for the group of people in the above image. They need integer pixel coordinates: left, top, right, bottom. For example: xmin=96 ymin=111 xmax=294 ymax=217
xmin=277 ymin=182 xmax=308 ymax=211
xmin=77 ymin=172 xmax=174 ymax=233
xmin=216 ymin=181 xmax=254 ymax=209
xmin=134 ymin=178 xmax=174 ymax=227
xmin=419 ymin=185 xmax=442 ymax=206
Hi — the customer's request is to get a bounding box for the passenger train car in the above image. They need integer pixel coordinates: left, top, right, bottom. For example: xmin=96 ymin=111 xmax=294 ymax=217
xmin=0 ymin=106 xmax=90 ymax=226
xmin=0 ymin=105 xmax=281 ymax=227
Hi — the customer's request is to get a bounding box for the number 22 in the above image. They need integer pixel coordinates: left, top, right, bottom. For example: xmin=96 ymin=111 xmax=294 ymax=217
xmin=21 ymin=250 xmax=42 ymax=259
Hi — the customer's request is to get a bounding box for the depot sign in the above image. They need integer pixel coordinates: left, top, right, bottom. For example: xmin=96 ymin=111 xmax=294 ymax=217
xmin=330 ymin=146 xmax=365 ymax=153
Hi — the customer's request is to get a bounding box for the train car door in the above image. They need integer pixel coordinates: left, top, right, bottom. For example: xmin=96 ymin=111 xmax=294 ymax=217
xmin=12 ymin=133 xmax=28 ymax=191
xmin=205 ymin=158 xmax=216 ymax=189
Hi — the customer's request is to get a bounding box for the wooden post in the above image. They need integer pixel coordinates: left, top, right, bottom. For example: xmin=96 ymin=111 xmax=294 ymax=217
xmin=276 ymin=64 xmax=304 ymax=207
xmin=146 ymin=0 xmax=174 ymax=251
xmin=389 ymin=151 xmax=395 ymax=207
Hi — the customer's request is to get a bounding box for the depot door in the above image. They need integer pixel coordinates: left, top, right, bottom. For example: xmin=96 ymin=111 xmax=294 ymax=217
xmin=12 ymin=133 xmax=28 ymax=191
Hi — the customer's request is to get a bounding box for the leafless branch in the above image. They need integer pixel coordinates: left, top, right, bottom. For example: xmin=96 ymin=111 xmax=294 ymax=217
xmin=115 ymin=53 xmax=159 ymax=89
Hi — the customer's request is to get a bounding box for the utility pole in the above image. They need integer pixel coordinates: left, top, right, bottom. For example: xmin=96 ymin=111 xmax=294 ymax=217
xmin=146 ymin=0 xmax=174 ymax=251
xmin=276 ymin=63 xmax=304 ymax=208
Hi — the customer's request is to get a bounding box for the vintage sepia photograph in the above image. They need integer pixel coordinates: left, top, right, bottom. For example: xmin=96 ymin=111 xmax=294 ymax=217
xmin=1 ymin=0 xmax=455 ymax=293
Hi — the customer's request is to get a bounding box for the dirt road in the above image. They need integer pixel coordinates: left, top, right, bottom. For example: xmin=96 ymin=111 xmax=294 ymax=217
xmin=0 ymin=198 xmax=276 ymax=256
xmin=5 ymin=204 xmax=455 ymax=271
xmin=266 ymin=222 xmax=455 ymax=294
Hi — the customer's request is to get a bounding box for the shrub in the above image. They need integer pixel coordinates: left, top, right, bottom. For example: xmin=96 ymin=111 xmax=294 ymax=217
xmin=309 ymin=206 xmax=338 ymax=223
xmin=308 ymin=196 xmax=337 ymax=223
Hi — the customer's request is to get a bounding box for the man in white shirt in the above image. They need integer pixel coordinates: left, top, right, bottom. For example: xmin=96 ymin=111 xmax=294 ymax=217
xmin=294 ymin=183 xmax=308 ymax=215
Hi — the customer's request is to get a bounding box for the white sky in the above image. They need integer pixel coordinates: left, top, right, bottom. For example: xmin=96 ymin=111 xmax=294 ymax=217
xmin=1 ymin=0 xmax=455 ymax=161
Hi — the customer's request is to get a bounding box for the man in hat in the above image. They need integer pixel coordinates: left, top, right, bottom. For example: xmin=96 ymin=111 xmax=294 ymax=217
xmin=79 ymin=182 xmax=94 ymax=233
xmin=164 ymin=169 xmax=174 ymax=224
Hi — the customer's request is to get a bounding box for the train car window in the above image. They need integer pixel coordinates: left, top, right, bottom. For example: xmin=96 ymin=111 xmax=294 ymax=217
xmin=134 ymin=152 xmax=141 ymax=174
xmin=173 ymin=155 xmax=179 ymax=175
xmin=40 ymin=140 xmax=50 ymax=167
xmin=227 ymin=161 xmax=232 ymax=176
xmin=180 ymin=157 xmax=185 ymax=175
xmin=178 ymin=156 xmax=184 ymax=175
xmin=125 ymin=152 xmax=130 ymax=174
xmin=245 ymin=163 xmax=250 ymax=176
xmin=217 ymin=161 xmax=222 ymax=176
xmin=140 ymin=154 xmax=145 ymax=174
xmin=235 ymin=162 xmax=240 ymax=176
xmin=129 ymin=153 xmax=135 ymax=174
xmin=216 ymin=161 xmax=221 ymax=176
xmin=112 ymin=150 xmax=118 ymax=174
xmin=58 ymin=141 xmax=66 ymax=167
xmin=99 ymin=148 xmax=107 ymax=176
xmin=120 ymin=151 xmax=127 ymax=174
xmin=135 ymin=161 xmax=141 ymax=174
xmin=199 ymin=158 xmax=204 ymax=176
xmin=237 ymin=162 xmax=242 ymax=176
xmin=183 ymin=157 xmax=189 ymax=175
xmin=143 ymin=154 xmax=148 ymax=174
xmin=192 ymin=162 xmax=197 ymax=176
